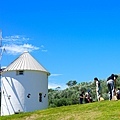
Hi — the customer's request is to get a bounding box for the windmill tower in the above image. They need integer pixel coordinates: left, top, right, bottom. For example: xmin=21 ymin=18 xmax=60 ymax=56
xmin=0 ymin=32 xmax=50 ymax=116
xmin=1 ymin=51 xmax=50 ymax=116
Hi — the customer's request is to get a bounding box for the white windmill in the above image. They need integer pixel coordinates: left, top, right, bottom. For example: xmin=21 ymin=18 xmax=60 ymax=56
xmin=0 ymin=32 xmax=50 ymax=116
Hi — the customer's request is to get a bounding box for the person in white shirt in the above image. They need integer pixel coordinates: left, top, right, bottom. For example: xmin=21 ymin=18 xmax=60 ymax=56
xmin=94 ymin=77 xmax=101 ymax=101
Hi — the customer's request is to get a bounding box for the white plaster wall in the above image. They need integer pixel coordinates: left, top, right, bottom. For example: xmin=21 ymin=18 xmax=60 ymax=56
xmin=23 ymin=71 xmax=48 ymax=112
xmin=1 ymin=70 xmax=48 ymax=116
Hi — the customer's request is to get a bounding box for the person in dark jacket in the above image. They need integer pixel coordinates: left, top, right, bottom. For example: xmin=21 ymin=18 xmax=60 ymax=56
xmin=79 ymin=91 xmax=84 ymax=104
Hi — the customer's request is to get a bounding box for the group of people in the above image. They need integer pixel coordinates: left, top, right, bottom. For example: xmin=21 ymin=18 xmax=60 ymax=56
xmin=79 ymin=90 xmax=92 ymax=104
xmin=79 ymin=74 xmax=120 ymax=104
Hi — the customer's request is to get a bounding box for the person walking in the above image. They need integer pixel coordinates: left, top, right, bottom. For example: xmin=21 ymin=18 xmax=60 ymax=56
xmin=94 ymin=77 xmax=101 ymax=101
xmin=107 ymin=74 xmax=118 ymax=100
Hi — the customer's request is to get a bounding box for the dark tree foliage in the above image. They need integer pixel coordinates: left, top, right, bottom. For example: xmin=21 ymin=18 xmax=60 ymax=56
xmin=66 ymin=80 xmax=77 ymax=87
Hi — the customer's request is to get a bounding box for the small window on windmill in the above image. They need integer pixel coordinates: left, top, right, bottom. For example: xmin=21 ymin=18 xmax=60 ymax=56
xmin=16 ymin=70 xmax=24 ymax=75
xmin=39 ymin=93 xmax=42 ymax=102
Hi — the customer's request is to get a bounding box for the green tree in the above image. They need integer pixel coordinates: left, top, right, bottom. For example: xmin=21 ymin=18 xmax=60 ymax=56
xmin=66 ymin=80 xmax=77 ymax=87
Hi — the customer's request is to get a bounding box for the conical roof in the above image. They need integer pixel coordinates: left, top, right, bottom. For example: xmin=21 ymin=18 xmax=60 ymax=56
xmin=4 ymin=51 xmax=50 ymax=75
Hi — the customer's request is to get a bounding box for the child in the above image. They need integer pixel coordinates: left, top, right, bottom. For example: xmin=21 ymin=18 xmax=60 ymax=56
xmin=84 ymin=91 xmax=92 ymax=103
xmin=116 ymin=88 xmax=120 ymax=100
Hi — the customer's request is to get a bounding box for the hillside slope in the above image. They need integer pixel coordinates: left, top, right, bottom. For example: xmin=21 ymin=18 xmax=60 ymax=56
xmin=0 ymin=100 xmax=120 ymax=120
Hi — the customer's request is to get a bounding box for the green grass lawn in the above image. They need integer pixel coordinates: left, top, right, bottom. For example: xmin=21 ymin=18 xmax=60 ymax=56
xmin=0 ymin=100 xmax=120 ymax=120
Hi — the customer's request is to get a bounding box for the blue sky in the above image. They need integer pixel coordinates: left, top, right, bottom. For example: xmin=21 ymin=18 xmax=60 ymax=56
xmin=0 ymin=0 xmax=120 ymax=89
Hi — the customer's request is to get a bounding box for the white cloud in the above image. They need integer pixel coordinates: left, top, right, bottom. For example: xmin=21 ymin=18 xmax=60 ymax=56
xmin=48 ymin=83 xmax=67 ymax=90
xmin=3 ymin=44 xmax=39 ymax=55
xmin=50 ymin=74 xmax=63 ymax=77
xmin=40 ymin=45 xmax=48 ymax=52
xmin=3 ymin=35 xmax=29 ymax=44
xmin=41 ymin=45 xmax=44 ymax=48
xmin=48 ymin=83 xmax=61 ymax=89
xmin=1 ymin=35 xmax=47 ymax=55
xmin=48 ymin=74 xmax=66 ymax=90
xmin=42 ymin=49 xmax=48 ymax=52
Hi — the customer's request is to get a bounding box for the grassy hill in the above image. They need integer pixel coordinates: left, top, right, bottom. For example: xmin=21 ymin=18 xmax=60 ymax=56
xmin=0 ymin=100 xmax=120 ymax=120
